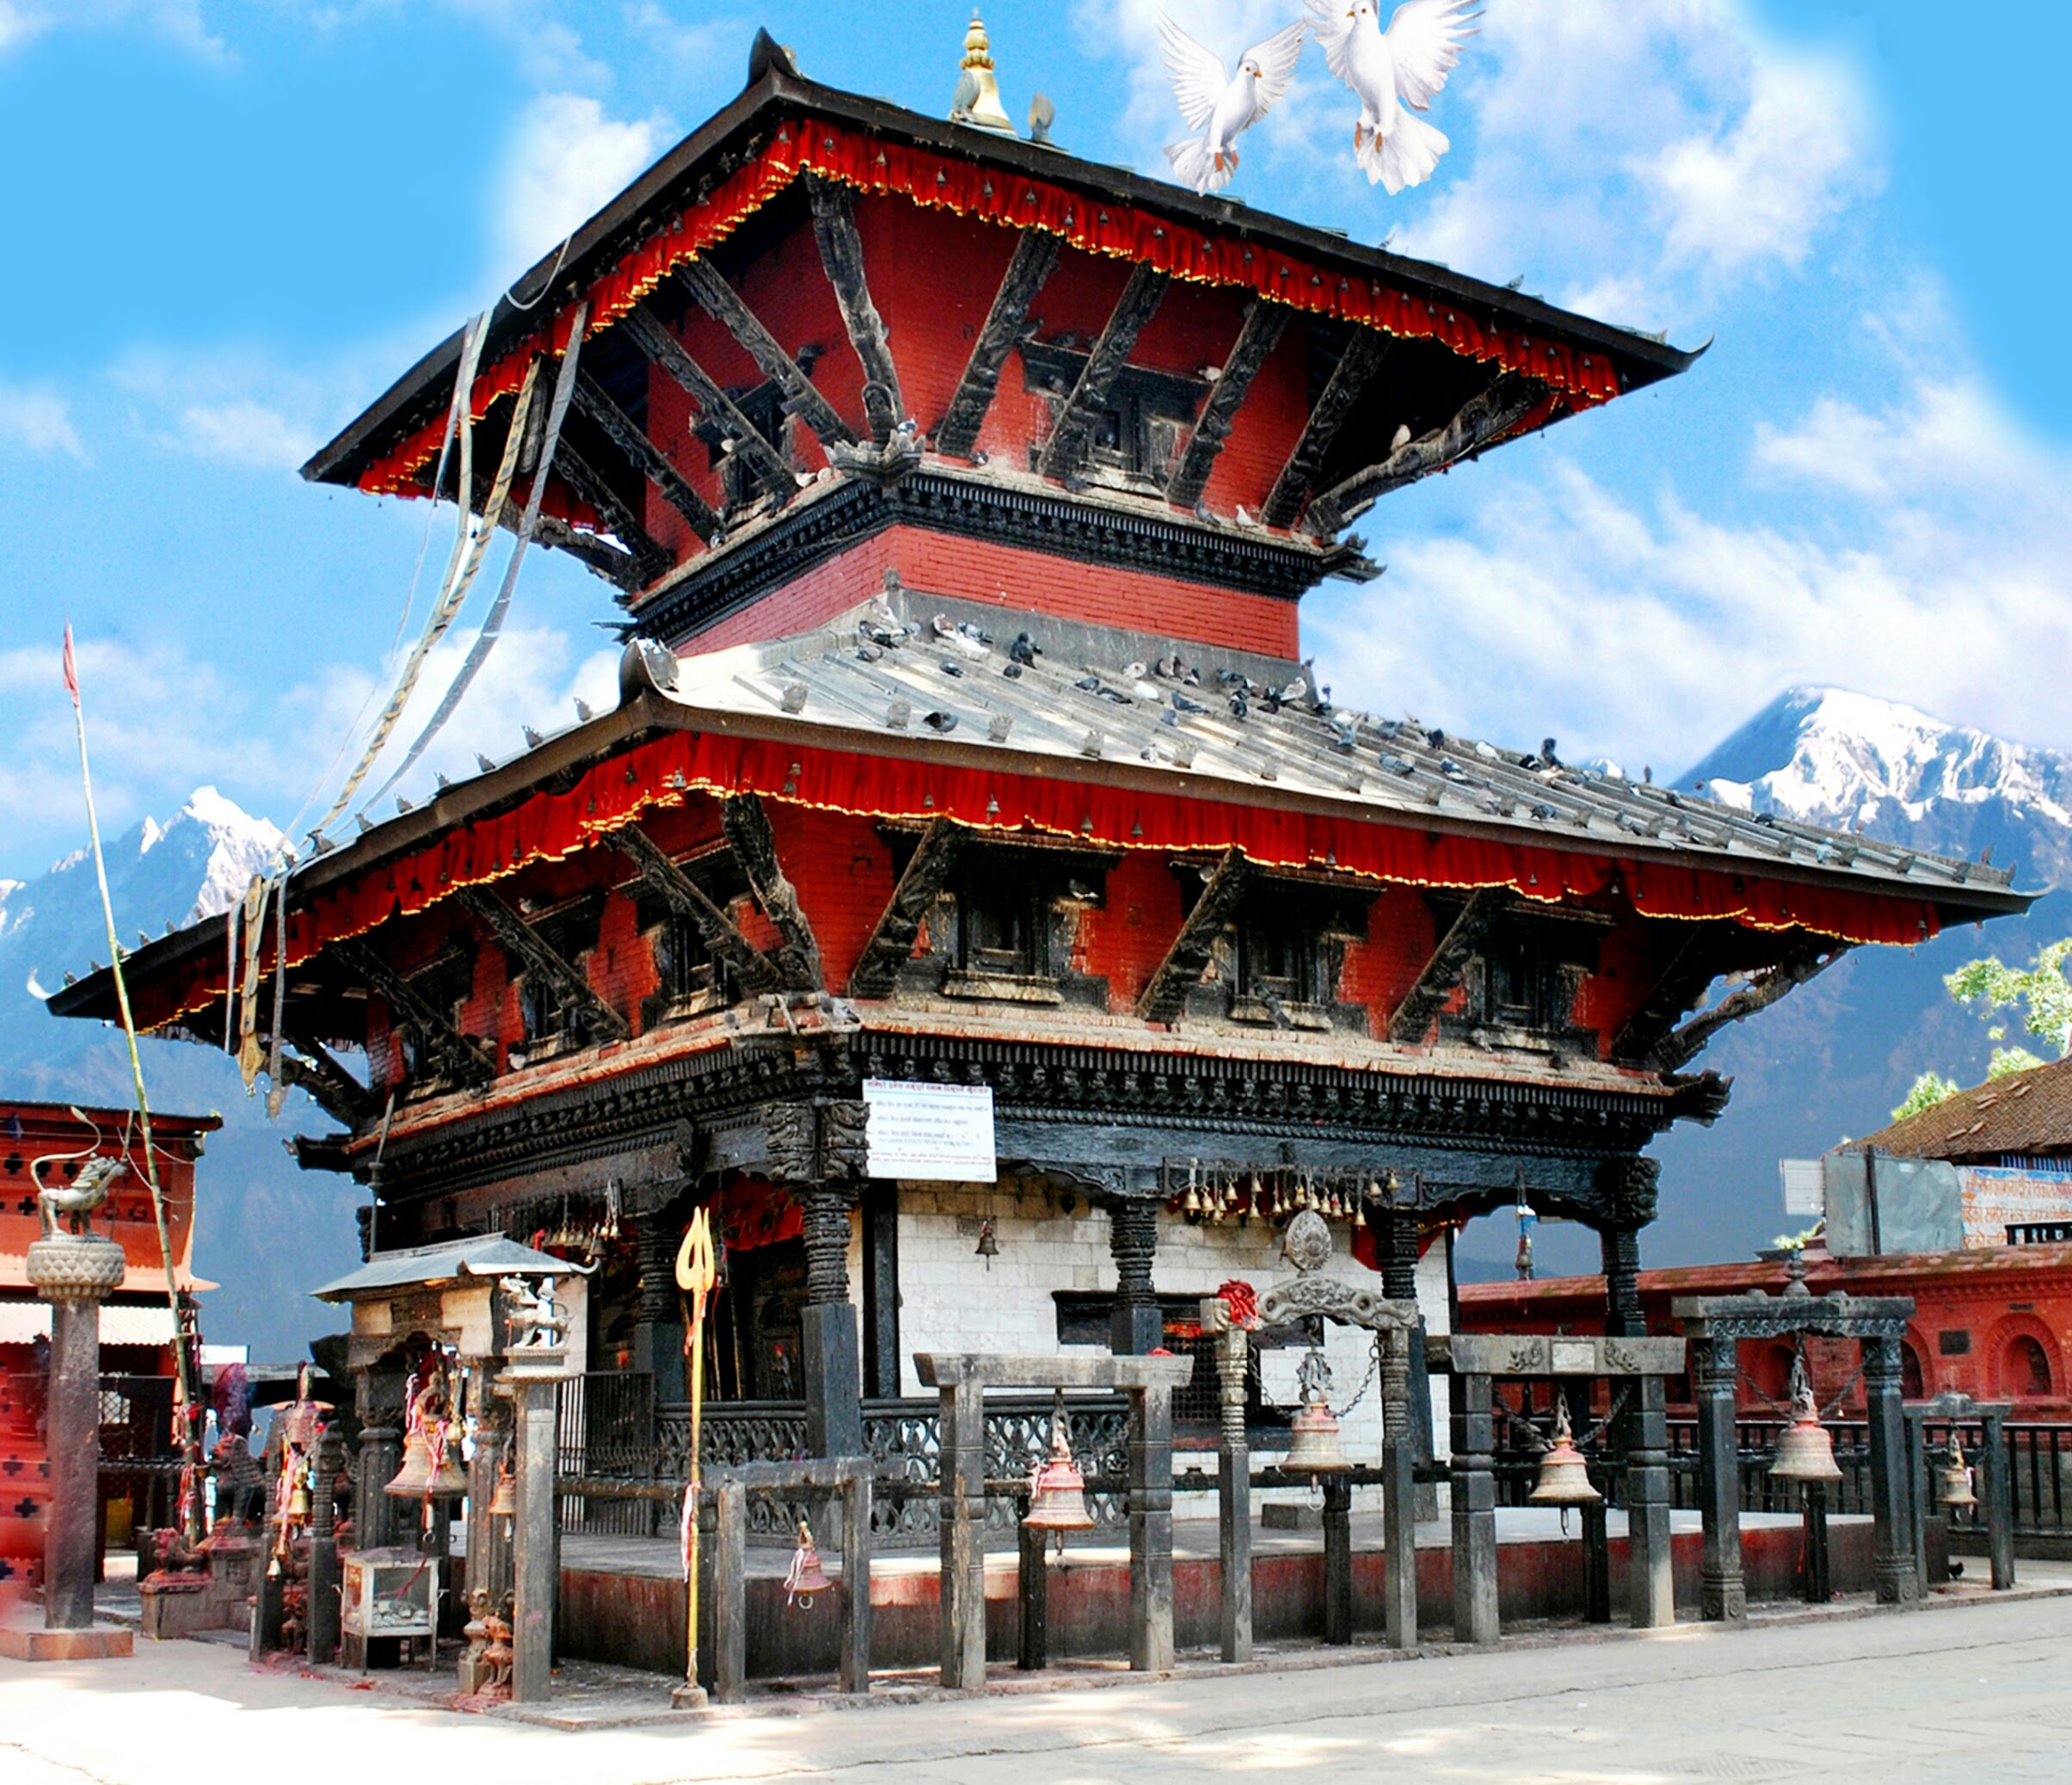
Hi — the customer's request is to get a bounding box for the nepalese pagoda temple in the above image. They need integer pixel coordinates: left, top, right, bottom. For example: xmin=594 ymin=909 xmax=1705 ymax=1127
xmin=52 ymin=31 xmax=2027 ymax=1462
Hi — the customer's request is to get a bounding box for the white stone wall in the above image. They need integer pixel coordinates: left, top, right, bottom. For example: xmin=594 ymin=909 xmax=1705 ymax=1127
xmin=894 ymin=1181 xmax=1454 ymax=1514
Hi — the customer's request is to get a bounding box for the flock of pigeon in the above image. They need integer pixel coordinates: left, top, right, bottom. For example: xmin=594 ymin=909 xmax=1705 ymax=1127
xmin=1159 ymin=0 xmax=1479 ymax=196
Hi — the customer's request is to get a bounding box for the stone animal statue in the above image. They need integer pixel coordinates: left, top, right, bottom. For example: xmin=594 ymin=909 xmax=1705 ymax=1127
xmin=498 ymin=1275 xmax=566 ymax=1350
xmin=32 ymin=1152 xmax=126 ymax=1238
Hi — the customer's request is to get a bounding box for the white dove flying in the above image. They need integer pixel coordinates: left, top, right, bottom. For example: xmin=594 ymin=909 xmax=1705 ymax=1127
xmin=1159 ymin=14 xmax=1306 ymax=194
xmin=1304 ymin=0 xmax=1479 ymax=193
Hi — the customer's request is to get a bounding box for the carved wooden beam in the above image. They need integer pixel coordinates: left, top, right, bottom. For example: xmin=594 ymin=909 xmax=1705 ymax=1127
xmin=570 ymin=372 xmax=720 ymax=542
xmin=721 ymin=794 xmax=823 ymax=991
xmin=1038 ymin=263 xmax=1171 ymax=484
xmin=603 ymin=822 xmax=783 ymax=994
xmin=1612 ymin=924 xmax=1738 ymax=1067
xmin=847 ymin=818 xmax=967 ymax=999
xmin=619 ymin=305 xmax=795 ymax=498
xmin=551 ymin=438 xmax=674 ymax=577
xmin=806 ymin=174 xmax=903 ymax=443
xmin=673 ymin=261 xmax=855 ymax=449
xmin=1386 ymin=888 xmax=1508 ymax=1045
xmin=1306 ymin=372 xmax=1541 ymax=537
xmin=455 ymin=886 xmax=631 ymax=1043
xmin=1137 ymin=848 xmax=1251 ymax=1025
xmin=526 ymin=510 xmax=644 ymax=590
xmin=1656 ymin=937 xmax=1853 ymax=1074
xmin=1165 ymin=299 xmax=1288 ymax=510
xmin=933 ymin=231 xmax=1062 ymax=459
xmin=274 ymin=1032 xmax=377 ymax=1128
xmin=332 ymin=938 xmax=495 ymax=1086
xmin=1261 ymin=328 xmax=1390 ymax=527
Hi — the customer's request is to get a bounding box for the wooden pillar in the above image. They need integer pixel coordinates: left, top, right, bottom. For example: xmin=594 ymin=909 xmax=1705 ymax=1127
xmin=712 ymin=1478 xmax=748 ymax=1704
xmin=630 ymin=1211 xmax=686 ymax=1405
xmin=1016 ymin=1513 xmax=1048 ymax=1671
xmin=42 ymin=1299 xmax=101 ymax=1631
xmin=861 ymin=1180 xmax=902 ymax=1400
xmin=1377 ymin=1210 xmax=1435 ymax=1469
xmin=508 ymin=1371 xmax=561 ymax=1702
xmin=839 ymin=1472 xmax=872 ymax=1693
xmin=1321 ymin=1474 xmax=1353 ymax=1645
xmin=305 ymin=1429 xmax=345 ymax=1663
xmin=1108 ymin=1201 xmax=1161 ymax=1356
xmin=355 ymin=1425 xmax=403 ymax=1551
xmin=1863 ymin=1334 xmax=1920 ymax=1606
xmin=1449 ymin=1370 xmax=1499 ymax=1644
xmin=1625 ymin=1373 xmax=1674 ymax=1628
xmin=800 ymin=1186 xmax=863 ymax=1458
xmin=1979 ymin=1407 xmax=2016 ymax=1591
xmin=1381 ymin=1330 xmax=1419 ymax=1649
xmin=1802 ymin=1481 xmax=1831 ymax=1603
xmin=1694 ymin=1328 xmax=1746 ymax=1621
xmin=1601 ymin=1224 xmax=1645 ymax=1339
xmin=938 ymin=1378 xmax=987 ymax=1691
xmin=1214 ymin=1322 xmax=1251 ymax=1662
xmin=1128 ymin=1383 xmax=1177 ymax=1672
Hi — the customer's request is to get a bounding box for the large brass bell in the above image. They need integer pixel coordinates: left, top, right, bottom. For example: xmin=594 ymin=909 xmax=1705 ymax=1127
xmin=1024 ymin=1413 xmax=1098 ymax=1543
xmin=1528 ymin=1398 xmax=1602 ymax=1506
xmin=1935 ymin=1434 xmax=1978 ymax=1510
xmin=784 ymin=1519 xmax=833 ymax=1608
xmin=1282 ymin=1403 xmax=1351 ymax=1474
xmin=385 ymin=1427 xmax=469 ymax=1500
xmin=1770 ymin=1376 xmax=1843 ymax=1484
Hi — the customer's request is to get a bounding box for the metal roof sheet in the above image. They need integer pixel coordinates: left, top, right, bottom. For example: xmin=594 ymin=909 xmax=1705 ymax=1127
xmin=312 ymin=1236 xmax=590 ymax=1301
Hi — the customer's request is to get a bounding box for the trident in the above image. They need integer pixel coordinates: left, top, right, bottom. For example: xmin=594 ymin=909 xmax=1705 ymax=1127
xmin=673 ymin=1209 xmax=716 ymax=1708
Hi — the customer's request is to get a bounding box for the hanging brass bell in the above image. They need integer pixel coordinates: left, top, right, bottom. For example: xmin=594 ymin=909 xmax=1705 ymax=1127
xmin=1770 ymin=1382 xmax=1843 ymax=1484
xmin=487 ymin=1457 xmax=517 ymax=1519
xmin=1024 ymin=1416 xmax=1097 ymax=1538
xmin=1282 ymin=1403 xmax=1351 ymax=1474
xmin=784 ymin=1520 xmax=833 ymax=1607
xmin=1529 ymin=1400 xmax=1602 ymax=1505
xmin=1935 ymin=1435 xmax=1977 ymax=1509
xmin=975 ymin=1217 xmax=999 ymax=1263
xmin=385 ymin=1427 xmax=470 ymax=1499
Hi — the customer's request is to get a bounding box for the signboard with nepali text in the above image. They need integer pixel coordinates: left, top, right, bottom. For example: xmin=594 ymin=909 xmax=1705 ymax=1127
xmin=863 ymin=1080 xmax=998 ymax=1183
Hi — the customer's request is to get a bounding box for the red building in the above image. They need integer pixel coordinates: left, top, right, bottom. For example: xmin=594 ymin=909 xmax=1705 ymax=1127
xmin=0 ymin=1100 xmax=218 ymax=1618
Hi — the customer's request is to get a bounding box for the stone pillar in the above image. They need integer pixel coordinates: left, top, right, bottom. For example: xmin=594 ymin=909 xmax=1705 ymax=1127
xmin=938 ymin=1379 xmax=986 ymax=1691
xmin=800 ymin=1186 xmax=863 ymax=1458
xmin=1380 ymin=1329 xmax=1418 ymax=1650
xmin=1863 ymin=1335 xmax=1920 ymax=1606
xmin=630 ymin=1211 xmax=686 ymax=1405
xmin=1449 ymin=1370 xmax=1499 ymax=1645
xmin=1979 ymin=1406 xmax=2016 ymax=1591
xmin=1214 ymin=1322 xmax=1251 ymax=1663
xmin=1108 ymin=1200 xmax=1161 ymax=1357
xmin=355 ymin=1426 xmax=403 ymax=1550
xmin=507 ymin=1368 xmax=562 ymax=1702
xmin=25 ymin=1227 xmax=125 ymax=1635
xmin=1128 ymin=1383 xmax=1177 ymax=1672
xmin=306 ymin=1429 xmax=345 ymax=1663
xmin=1694 ymin=1328 xmax=1746 ymax=1622
xmin=1624 ymin=1373 xmax=1674 ymax=1628
xmin=467 ymin=1414 xmax=513 ymax=1603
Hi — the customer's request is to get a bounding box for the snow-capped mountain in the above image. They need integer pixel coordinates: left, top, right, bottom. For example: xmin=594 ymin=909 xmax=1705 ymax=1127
xmin=0 ymin=788 xmax=355 ymax=1365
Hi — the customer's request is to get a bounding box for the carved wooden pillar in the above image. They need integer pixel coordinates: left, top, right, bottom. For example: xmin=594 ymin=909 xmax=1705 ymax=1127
xmin=799 ymin=1186 xmax=863 ymax=1458
xmin=1380 ymin=1329 xmax=1418 ymax=1649
xmin=1214 ymin=1320 xmax=1251 ymax=1662
xmin=1863 ymin=1334 xmax=1920 ymax=1606
xmin=1108 ymin=1199 xmax=1161 ymax=1356
xmin=1449 ymin=1370 xmax=1499 ymax=1644
xmin=1375 ymin=1205 xmax=1435 ymax=1470
xmin=1694 ymin=1327 xmax=1746 ymax=1622
xmin=1596 ymin=1157 xmax=1657 ymax=1339
xmin=355 ymin=1426 xmax=402 ymax=1551
xmin=305 ymin=1428 xmax=345 ymax=1663
xmin=1128 ymin=1381 xmax=1177 ymax=1672
xmin=630 ymin=1209 xmax=686 ymax=1404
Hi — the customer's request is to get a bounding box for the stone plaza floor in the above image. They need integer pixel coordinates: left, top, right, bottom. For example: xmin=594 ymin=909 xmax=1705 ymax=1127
xmin=6 ymin=1566 xmax=2071 ymax=1782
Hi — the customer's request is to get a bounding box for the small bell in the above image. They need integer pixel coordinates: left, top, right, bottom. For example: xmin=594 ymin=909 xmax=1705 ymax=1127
xmin=1024 ymin=1411 xmax=1097 ymax=1550
xmin=975 ymin=1216 xmax=999 ymax=1265
xmin=1934 ymin=1434 xmax=1978 ymax=1510
xmin=488 ymin=1456 xmax=517 ymax=1519
xmin=1528 ymin=1398 xmax=1602 ymax=1506
xmin=1769 ymin=1375 xmax=1843 ymax=1484
xmin=1282 ymin=1402 xmax=1350 ymax=1474
xmin=784 ymin=1519 xmax=833 ymax=1608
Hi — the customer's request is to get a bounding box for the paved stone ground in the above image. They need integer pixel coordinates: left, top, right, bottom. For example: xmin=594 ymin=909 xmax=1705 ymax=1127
xmin=7 ymin=1585 xmax=2071 ymax=1782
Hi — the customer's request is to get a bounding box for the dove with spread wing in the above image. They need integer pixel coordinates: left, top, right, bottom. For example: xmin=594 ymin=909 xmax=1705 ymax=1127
xmin=1159 ymin=14 xmax=1306 ymax=194
xmin=1304 ymin=0 xmax=1479 ymax=193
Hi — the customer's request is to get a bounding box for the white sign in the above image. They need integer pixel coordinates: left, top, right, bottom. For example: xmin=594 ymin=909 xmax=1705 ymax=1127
xmin=864 ymin=1080 xmax=998 ymax=1182
xmin=1780 ymin=1159 xmax=1824 ymax=1217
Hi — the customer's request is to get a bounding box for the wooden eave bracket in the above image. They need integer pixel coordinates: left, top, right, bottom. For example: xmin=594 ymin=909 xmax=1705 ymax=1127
xmin=604 ymin=821 xmax=784 ymax=994
xmin=1386 ymin=887 xmax=1508 ymax=1045
xmin=721 ymin=793 xmax=824 ymax=991
xmin=806 ymin=174 xmax=904 ymax=444
xmin=549 ymin=439 xmax=673 ymax=578
xmin=619 ymin=305 xmax=795 ymax=500
xmin=847 ymin=816 xmax=967 ymax=998
xmin=1038 ymin=262 xmax=1171 ymax=485
xmin=1136 ymin=846 xmax=1251 ymax=1025
xmin=1166 ymin=298 xmax=1288 ymax=511
xmin=1261 ymin=326 xmax=1389 ymax=528
xmin=571 ymin=372 xmax=721 ymax=543
xmin=456 ymin=885 xmax=633 ymax=1043
xmin=1655 ymin=936 xmax=1854 ymax=1074
xmin=673 ymin=261 xmax=855 ymax=450
xmin=332 ymin=938 xmax=496 ymax=1087
xmin=1305 ymin=372 xmax=1542 ymax=537
xmin=934 ymin=231 xmax=1062 ymax=460
xmin=1611 ymin=923 xmax=1738 ymax=1068
xmin=274 ymin=1031 xmax=378 ymax=1129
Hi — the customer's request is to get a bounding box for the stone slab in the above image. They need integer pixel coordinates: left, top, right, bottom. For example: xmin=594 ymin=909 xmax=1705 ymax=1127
xmin=0 ymin=1622 xmax=135 ymax=1661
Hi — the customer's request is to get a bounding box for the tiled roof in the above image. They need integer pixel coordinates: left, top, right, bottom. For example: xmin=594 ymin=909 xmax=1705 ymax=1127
xmin=1848 ymin=1056 xmax=2072 ymax=1162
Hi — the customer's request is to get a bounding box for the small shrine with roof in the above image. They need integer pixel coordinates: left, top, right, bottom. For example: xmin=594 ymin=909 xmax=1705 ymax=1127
xmin=52 ymin=22 xmax=2026 ymax=1527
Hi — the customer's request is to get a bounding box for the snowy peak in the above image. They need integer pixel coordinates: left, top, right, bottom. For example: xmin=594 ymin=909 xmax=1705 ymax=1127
xmin=178 ymin=786 xmax=284 ymax=923
xmin=1682 ymin=687 xmax=2072 ymax=882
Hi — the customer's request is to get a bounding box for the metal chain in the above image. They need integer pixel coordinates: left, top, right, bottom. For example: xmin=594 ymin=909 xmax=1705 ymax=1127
xmin=1577 ymin=1385 xmax=1632 ymax=1453
xmin=1733 ymin=1360 xmax=1866 ymax=1424
xmin=1329 ymin=1341 xmax=1382 ymax=1420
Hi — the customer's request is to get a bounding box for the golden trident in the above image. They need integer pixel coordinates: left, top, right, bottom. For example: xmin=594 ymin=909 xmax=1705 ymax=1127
xmin=674 ymin=1209 xmax=717 ymax=1705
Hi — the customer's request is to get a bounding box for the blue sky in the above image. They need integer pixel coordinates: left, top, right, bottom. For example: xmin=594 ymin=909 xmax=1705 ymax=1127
xmin=1 ymin=0 xmax=2068 ymax=883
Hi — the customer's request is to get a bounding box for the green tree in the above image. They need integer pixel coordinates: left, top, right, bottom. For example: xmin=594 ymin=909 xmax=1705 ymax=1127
xmin=1895 ymin=938 xmax=2072 ymax=1122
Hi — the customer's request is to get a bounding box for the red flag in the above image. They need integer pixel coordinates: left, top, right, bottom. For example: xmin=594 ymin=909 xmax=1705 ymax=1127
xmin=62 ymin=624 xmax=78 ymax=708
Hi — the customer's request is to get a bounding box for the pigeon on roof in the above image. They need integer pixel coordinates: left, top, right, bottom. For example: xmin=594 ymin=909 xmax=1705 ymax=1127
xmin=1159 ymin=14 xmax=1306 ymax=194
xmin=1305 ymin=0 xmax=1479 ymax=193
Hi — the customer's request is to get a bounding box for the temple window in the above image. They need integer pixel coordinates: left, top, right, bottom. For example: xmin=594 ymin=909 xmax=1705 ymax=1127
xmin=1226 ymin=882 xmax=1368 ymax=1031
xmin=1439 ymin=902 xmax=1605 ymax=1050
xmin=513 ymin=896 xmax=605 ymax=1059
xmin=919 ymin=838 xmax=1110 ymax=1006
xmin=395 ymin=945 xmax=473 ymax=1088
xmin=632 ymin=852 xmax=749 ymax=1025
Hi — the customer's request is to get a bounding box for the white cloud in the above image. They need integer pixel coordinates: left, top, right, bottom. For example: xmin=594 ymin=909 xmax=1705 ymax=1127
xmin=109 ymin=347 xmax=347 ymax=471
xmin=0 ymin=0 xmax=225 ymax=59
xmin=174 ymin=399 xmax=319 ymax=470
xmin=1307 ymin=354 xmax=2072 ymax=776
xmin=495 ymin=92 xmax=670 ymax=286
xmin=0 ymin=381 xmax=85 ymax=459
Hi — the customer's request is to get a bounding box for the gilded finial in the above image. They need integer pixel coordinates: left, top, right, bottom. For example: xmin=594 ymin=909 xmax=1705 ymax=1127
xmin=950 ymin=11 xmax=1015 ymax=135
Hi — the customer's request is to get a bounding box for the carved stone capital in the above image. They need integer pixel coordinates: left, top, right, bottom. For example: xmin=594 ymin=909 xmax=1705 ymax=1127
xmin=1596 ymin=1155 xmax=1661 ymax=1228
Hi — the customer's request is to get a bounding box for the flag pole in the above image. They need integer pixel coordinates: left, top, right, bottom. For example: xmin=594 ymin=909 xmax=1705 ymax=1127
xmin=64 ymin=624 xmax=207 ymax=1540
